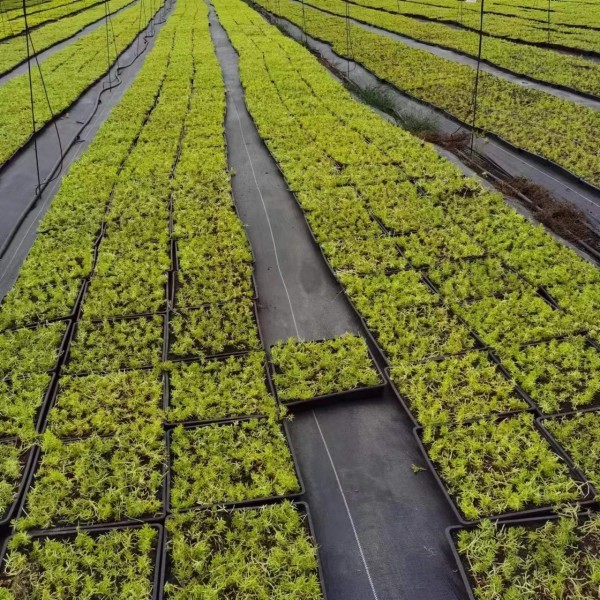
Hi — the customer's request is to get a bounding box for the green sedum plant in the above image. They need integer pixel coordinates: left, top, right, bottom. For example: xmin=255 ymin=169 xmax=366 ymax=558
xmin=0 ymin=322 xmax=66 ymax=379
xmin=500 ymin=336 xmax=600 ymax=414
xmin=339 ymin=271 xmax=436 ymax=318
xmin=424 ymin=412 xmax=583 ymax=521
xmin=321 ymin=237 xmax=407 ymax=275
xmin=0 ymin=525 xmax=159 ymax=599
xmin=47 ymin=370 xmax=164 ymax=438
xmin=165 ymin=502 xmax=323 ymax=599
xmin=169 ymin=420 xmax=300 ymax=509
xmin=17 ymin=426 xmax=165 ymax=530
xmin=0 ymin=374 xmax=52 ymax=441
xmin=168 ymin=353 xmax=276 ymax=423
xmin=456 ymin=513 xmax=600 ymax=600
xmin=545 ymin=412 xmax=600 ymax=493
xmin=455 ymin=292 xmax=582 ymax=352
xmin=427 ymin=257 xmax=527 ymax=301
xmin=271 ymin=334 xmax=381 ymax=402
xmin=389 ymin=351 xmax=527 ymax=426
xmin=0 ymin=441 xmax=26 ymax=520
xmin=169 ymin=301 xmax=260 ymax=358
xmin=65 ymin=316 xmax=164 ymax=374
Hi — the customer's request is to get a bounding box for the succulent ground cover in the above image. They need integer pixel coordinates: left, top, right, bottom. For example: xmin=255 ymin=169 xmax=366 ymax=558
xmin=455 ymin=513 xmax=600 ymax=599
xmin=544 ymin=411 xmax=600 ymax=493
xmin=271 ymin=334 xmax=382 ymax=402
xmin=165 ymin=502 xmax=323 ymax=599
xmin=0 ymin=440 xmax=27 ymax=520
xmin=0 ymin=323 xmax=66 ymax=379
xmin=47 ymin=370 xmax=164 ymax=438
xmin=169 ymin=301 xmax=261 ymax=358
xmin=321 ymin=237 xmax=407 ymax=275
xmin=422 ymin=412 xmax=584 ymax=521
xmin=169 ymin=420 xmax=300 ymax=509
xmin=0 ymin=525 xmax=159 ymax=599
xmin=17 ymin=427 xmax=166 ymax=531
xmin=389 ymin=351 xmax=527 ymax=426
xmin=65 ymin=317 xmax=164 ymax=374
xmin=0 ymin=374 xmax=52 ymax=441
xmin=167 ymin=353 xmax=276 ymax=423
xmin=427 ymin=257 xmax=527 ymax=301
xmin=500 ymin=336 xmax=600 ymax=415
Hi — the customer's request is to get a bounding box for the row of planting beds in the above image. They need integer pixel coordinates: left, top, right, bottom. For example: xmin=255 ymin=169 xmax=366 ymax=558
xmin=0 ymin=1 xmax=326 ymax=596
xmin=0 ymin=0 xmax=163 ymax=167
xmin=298 ymin=0 xmax=600 ymax=98
xmin=255 ymin=0 xmax=600 ymax=189
xmin=212 ymin=0 xmax=600 ymax=595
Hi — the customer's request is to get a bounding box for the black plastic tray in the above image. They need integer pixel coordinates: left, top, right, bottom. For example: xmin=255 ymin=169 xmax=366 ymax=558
xmin=15 ymin=433 xmax=168 ymax=531
xmin=165 ymin=416 xmax=304 ymax=513
xmin=536 ymin=407 xmax=600 ymax=498
xmin=163 ymin=352 xmax=278 ymax=427
xmin=0 ymin=523 xmax=164 ymax=600
xmin=0 ymin=440 xmax=37 ymax=528
xmin=158 ymin=500 xmax=327 ymax=600
xmin=446 ymin=510 xmax=596 ymax=600
xmin=268 ymin=340 xmax=386 ymax=411
xmin=385 ymin=349 xmax=537 ymax=428
xmin=166 ymin=300 xmax=263 ymax=362
xmin=62 ymin=312 xmax=169 ymax=375
xmin=414 ymin=412 xmax=595 ymax=525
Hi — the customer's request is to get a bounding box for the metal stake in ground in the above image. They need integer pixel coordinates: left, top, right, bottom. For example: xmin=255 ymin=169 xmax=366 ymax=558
xmin=470 ymin=0 xmax=485 ymax=155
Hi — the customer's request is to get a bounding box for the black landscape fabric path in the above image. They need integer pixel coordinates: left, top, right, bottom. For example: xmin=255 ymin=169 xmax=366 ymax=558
xmin=208 ymin=3 xmax=467 ymax=599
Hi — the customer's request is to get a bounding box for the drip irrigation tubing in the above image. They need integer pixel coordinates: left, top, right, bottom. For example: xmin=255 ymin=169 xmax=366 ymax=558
xmin=0 ymin=0 xmax=170 ymax=262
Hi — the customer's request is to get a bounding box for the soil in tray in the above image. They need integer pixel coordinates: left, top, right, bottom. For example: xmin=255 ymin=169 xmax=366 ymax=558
xmin=270 ymin=333 xmax=383 ymax=405
xmin=452 ymin=512 xmax=600 ymax=599
xmin=16 ymin=426 xmax=165 ymax=531
xmin=164 ymin=502 xmax=323 ymax=599
xmin=388 ymin=350 xmax=529 ymax=427
xmin=64 ymin=315 xmax=165 ymax=374
xmin=0 ymin=524 xmax=161 ymax=598
xmin=542 ymin=411 xmax=600 ymax=494
xmin=166 ymin=353 xmax=276 ymax=424
xmin=420 ymin=412 xmax=587 ymax=522
xmin=47 ymin=370 xmax=164 ymax=439
xmin=0 ymin=321 xmax=68 ymax=379
xmin=168 ymin=300 xmax=261 ymax=359
xmin=168 ymin=419 xmax=300 ymax=510
xmin=499 ymin=335 xmax=600 ymax=415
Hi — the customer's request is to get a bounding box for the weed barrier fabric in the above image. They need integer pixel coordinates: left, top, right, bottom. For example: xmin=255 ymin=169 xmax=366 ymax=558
xmin=208 ymin=4 xmax=467 ymax=598
xmin=0 ymin=0 xmax=175 ymax=300
xmin=262 ymin=8 xmax=600 ymax=231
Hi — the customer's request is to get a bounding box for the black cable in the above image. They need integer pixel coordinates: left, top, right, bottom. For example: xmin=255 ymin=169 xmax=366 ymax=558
xmin=469 ymin=0 xmax=484 ymax=154
xmin=23 ymin=0 xmax=42 ymax=192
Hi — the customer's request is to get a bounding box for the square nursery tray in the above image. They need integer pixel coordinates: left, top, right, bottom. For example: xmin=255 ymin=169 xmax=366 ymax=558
xmin=414 ymin=413 xmax=596 ymax=525
xmin=15 ymin=433 xmax=168 ymax=532
xmin=165 ymin=417 xmax=304 ymax=512
xmin=63 ymin=313 xmax=168 ymax=375
xmin=0 ymin=440 xmax=37 ymax=528
xmin=268 ymin=341 xmax=386 ymax=411
xmin=163 ymin=353 xmax=276 ymax=427
xmin=446 ymin=510 xmax=596 ymax=600
xmin=0 ymin=523 xmax=164 ymax=600
xmin=386 ymin=350 xmax=536 ymax=428
xmin=167 ymin=300 xmax=263 ymax=361
xmin=536 ymin=407 xmax=600 ymax=498
xmin=158 ymin=501 xmax=327 ymax=600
